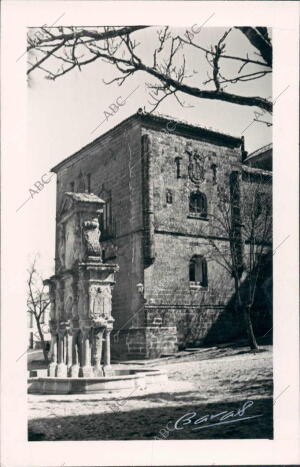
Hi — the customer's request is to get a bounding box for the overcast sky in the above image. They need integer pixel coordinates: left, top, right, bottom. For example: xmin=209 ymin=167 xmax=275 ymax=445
xmin=25 ymin=26 xmax=272 ymax=276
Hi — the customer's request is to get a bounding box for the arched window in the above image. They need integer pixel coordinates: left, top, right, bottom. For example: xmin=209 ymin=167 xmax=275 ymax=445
xmin=166 ymin=189 xmax=173 ymax=204
xmin=189 ymin=192 xmax=207 ymax=218
xmin=99 ymin=197 xmax=116 ymax=240
xmin=189 ymin=255 xmax=208 ymax=287
xmin=175 ymin=157 xmax=182 ymax=178
xmin=211 ymin=164 xmax=217 ymax=184
xmin=103 ymin=199 xmax=112 ymax=231
xmin=77 ymin=171 xmax=85 ymax=192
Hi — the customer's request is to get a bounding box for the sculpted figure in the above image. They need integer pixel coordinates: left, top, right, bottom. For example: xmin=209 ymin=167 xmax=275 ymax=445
xmin=65 ymin=296 xmax=73 ymax=320
xmin=89 ymin=285 xmax=112 ymax=327
xmin=58 ymin=224 xmax=65 ymax=269
xmin=82 ymin=218 xmax=102 ymax=259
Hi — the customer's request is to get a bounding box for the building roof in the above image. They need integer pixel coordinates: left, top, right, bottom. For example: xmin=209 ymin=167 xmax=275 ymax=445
xmin=51 ymin=109 xmax=243 ymax=173
xmin=246 ymin=143 xmax=272 ymax=160
xmin=136 ymin=108 xmax=242 ymax=142
xmin=64 ymin=192 xmax=105 ymax=204
xmin=243 ymin=143 xmax=272 ymax=171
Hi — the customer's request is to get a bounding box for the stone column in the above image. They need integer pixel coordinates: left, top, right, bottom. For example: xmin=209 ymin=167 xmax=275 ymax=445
xmin=63 ymin=333 xmax=67 ymax=363
xmin=77 ymin=330 xmax=83 ymax=368
xmin=48 ymin=282 xmax=57 ymax=321
xmin=70 ymin=329 xmax=79 ymax=377
xmin=56 ymin=330 xmax=67 ymax=377
xmin=72 ymin=278 xmax=79 ymax=320
xmin=79 ymin=328 xmax=93 ymax=377
xmin=84 ymin=329 xmax=92 ymax=366
xmin=48 ymin=333 xmax=58 ymax=377
xmin=92 ymin=327 xmax=104 ymax=376
xmin=66 ymin=329 xmax=73 ymax=376
xmin=103 ymin=329 xmax=113 ymax=376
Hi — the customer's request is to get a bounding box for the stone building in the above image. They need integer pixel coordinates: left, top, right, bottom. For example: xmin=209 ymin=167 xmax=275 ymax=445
xmin=244 ymin=143 xmax=272 ymax=171
xmin=51 ymin=109 xmax=272 ymax=359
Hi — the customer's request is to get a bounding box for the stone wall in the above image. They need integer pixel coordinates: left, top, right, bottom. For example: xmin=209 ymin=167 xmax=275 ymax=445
xmin=55 ymin=119 xmax=145 ymax=333
xmin=140 ymin=124 xmax=243 ymax=349
xmin=140 ymin=123 xmax=271 ymax=350
xmin=54 ymin=114 xmax=272 ymax=359
xmin=145 ymin=306 xmax=244 ymax=348
xmin=111 ymin=326 xmax=177 ymax=360
xmin=143 ymin=125 xmax=241 ymax=238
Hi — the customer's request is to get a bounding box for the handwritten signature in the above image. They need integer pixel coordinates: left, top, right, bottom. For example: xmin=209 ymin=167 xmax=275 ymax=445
xmin=173 ymin=400 xmax=262 ymax=431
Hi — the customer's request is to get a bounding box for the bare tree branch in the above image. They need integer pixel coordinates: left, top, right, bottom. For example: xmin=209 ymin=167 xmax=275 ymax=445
xmin=178 ymin=33 xmax=270 ymax=67
xmin=236 ymin=27 xmax=272 ymax=67
xmin=27 ymin=25 xmax=272 ymax=113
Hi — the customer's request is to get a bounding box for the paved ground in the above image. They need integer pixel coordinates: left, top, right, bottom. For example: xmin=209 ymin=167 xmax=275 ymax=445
xmin=28 ymin=344 xmax=273 ymax=441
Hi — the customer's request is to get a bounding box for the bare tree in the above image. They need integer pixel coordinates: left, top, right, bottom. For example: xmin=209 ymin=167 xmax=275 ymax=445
xmin=179 ymin=273 xmax=229 ymax=348
xmin=204 ymin=169 xmax=272 ymax=350
xmin=27 ymin=257 xmax=51 ymax=363
xmin=27 ymin=25 xmax=272 ymax=113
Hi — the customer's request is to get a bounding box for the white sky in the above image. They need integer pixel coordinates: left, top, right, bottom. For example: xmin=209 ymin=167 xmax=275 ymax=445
xmin=26 ymin=26 xmax=272 ymax=276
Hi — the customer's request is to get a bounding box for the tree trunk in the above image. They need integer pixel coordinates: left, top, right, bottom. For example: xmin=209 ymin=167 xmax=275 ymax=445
xmin=234 ymin=276 xmax=259 ymax=350
xmin=36 ymin=319 xmax=49 ymax=364
xmin=242 ymin=304 xmax=259 ymax=350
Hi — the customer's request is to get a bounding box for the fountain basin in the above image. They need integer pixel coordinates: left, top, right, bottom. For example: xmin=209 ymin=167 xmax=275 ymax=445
xmin=28 ymin=368 xmax=167 ymax=394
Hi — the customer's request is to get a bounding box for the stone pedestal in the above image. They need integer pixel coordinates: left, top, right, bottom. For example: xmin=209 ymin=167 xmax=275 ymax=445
xmin=48 ymin=363 xmax=57 ymax=377
xmin=103 ymin=366 xmax=114 ymax=377
xmin=70 ymin=365 xmax=79 ymax=378
xmin=48 ymin=332 xmax=58 ymax=376
xmin=44 ymin=192 xmax=118 ymax=380
xmin=79 ymin=366 xmax=93 ymax=377
xmin=93 ymin=367 xmax=104 ymax=377
xmin=56 ymin=363 xmax=68 ymax=377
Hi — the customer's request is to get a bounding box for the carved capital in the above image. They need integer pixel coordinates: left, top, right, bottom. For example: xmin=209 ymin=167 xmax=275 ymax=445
xmin=49 ymin=320 xmax=58 ymax=333
xmin=59 ymin=319 xmax=71 ymax=334
xmin=91 ymin=319 xmax=107 ymax=329
xmin=81 ymin=327 xmax=91 ymax=339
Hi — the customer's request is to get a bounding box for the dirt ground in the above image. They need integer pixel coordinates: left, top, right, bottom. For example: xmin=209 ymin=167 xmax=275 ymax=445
xmin=28 ymin=344 xmax=273 ymax=441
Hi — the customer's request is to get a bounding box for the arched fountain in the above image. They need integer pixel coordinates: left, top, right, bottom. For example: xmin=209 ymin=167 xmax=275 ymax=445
xmin=28 ymin=192 xmax=167 ymax=394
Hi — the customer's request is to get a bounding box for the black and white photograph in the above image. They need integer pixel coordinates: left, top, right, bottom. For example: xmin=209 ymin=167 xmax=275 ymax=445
xmin=1 ymin=1 xmax=299 ymax=466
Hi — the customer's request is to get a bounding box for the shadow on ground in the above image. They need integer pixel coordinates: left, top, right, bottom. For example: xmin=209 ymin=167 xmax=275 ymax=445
xmin=29 ymin=397 xmax=273 ymax=441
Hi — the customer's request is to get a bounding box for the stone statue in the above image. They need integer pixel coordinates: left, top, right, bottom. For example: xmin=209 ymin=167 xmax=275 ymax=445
xmin=89 ymin=285 xmax=112 ymax=327
xmin=58 ymin=224 xmax=65 ymax=270
xmin=65 ymin=296 xmax=73 ymax=320
xmin=82 ymin=218 xmax=102 ymax=259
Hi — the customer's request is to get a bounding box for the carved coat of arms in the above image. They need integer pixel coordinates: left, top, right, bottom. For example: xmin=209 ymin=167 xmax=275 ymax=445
xmin=89 ymin=285 xmax=112 ymax=327
xmin=82 ymin=218 xmax=102 ymax=258
xmin=187 ymin=150 xmax=206 ymax=184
